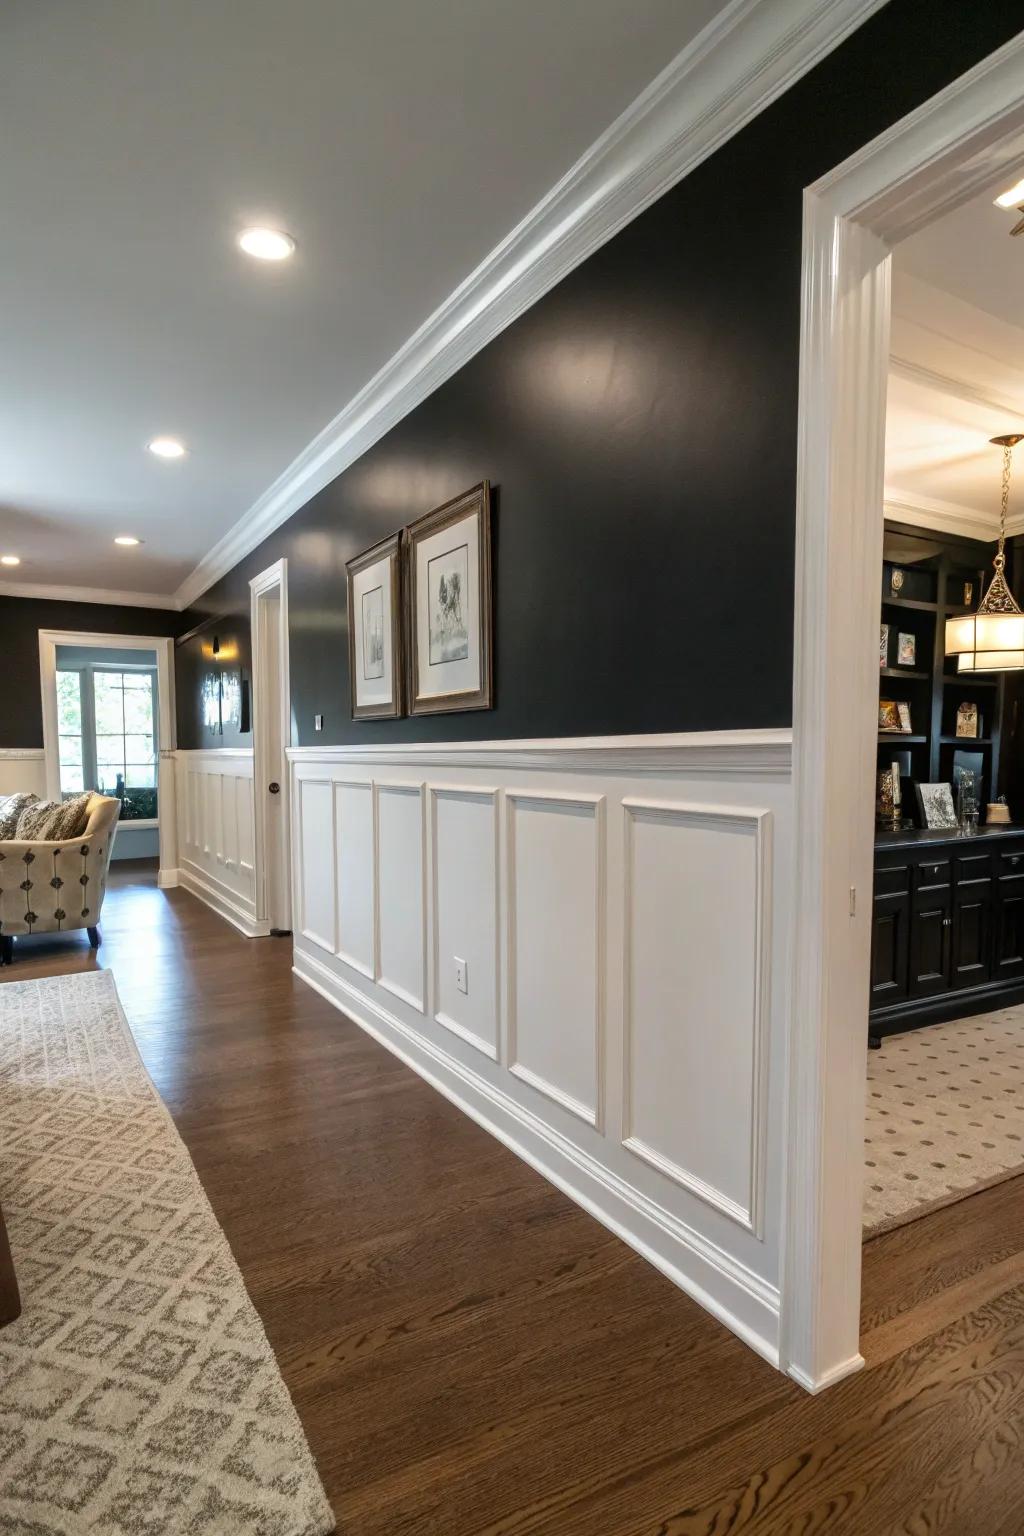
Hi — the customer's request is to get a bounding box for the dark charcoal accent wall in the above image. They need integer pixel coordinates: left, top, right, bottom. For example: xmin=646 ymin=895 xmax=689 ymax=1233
xmin=175 ymin=609 xmax=253 ymax=752
xmin=0 ymin=596 xmax=182 ymax=748
xmin=176 ymin=0 xmax=1024 ymax=750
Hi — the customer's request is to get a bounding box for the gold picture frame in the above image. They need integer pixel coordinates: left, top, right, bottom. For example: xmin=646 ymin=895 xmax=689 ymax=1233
xmin=404 ymin=482 xmax=493 ymax=716
xmin=346 ymin=532 xmax=404 ymax=719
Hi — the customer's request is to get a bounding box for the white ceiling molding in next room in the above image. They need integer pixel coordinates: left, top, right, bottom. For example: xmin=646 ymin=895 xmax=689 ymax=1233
xmin=0 ymin=0 xmax=886 ymax=611
xmin=885 ymin=175 xmax=1024 ymax=542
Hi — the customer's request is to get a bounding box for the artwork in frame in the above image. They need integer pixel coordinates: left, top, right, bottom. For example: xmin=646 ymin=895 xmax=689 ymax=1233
xmin=956 ymin=701 xmax=980 ymax=739
xmin=405 ymin=481 xmax=492 ymax=715
xmin=346 ymin=532 xmax=403 ymax=719
xmin=878 ymin=699 xmax=901 ymax=732
xmin=897 ymin=631 xmax=916 ymax=666
xmin=915 ymin=781 xmax=958 ymax=830
xmin=879 ymin=623 xmax=889 ymax=669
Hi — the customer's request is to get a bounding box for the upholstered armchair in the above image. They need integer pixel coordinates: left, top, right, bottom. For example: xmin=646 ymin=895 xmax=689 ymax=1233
xmin=0 ymin=792 xmax=120 ymax=964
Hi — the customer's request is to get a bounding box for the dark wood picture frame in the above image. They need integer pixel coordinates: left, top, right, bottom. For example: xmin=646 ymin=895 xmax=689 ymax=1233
xmin=405 ymin=481 xmax=493 ymax=716
xmin=346 ymin=531 xmax=404 ymax=719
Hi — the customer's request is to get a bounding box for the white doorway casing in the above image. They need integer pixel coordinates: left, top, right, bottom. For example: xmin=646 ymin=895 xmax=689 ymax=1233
xmin=37 ymin=629 xmax=178 ymax=885
xmin=786 ymin=34 xmax=1024 ymax=1392
xmin=251 ymin=559 xmax=292 ymax=934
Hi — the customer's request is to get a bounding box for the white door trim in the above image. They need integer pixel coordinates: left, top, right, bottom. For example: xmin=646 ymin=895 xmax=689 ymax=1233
xmin=37 ymin=628 xmax=178 ymax=885
xmin=784 ymin=32 xmax=1024 ymax=1393
xmin=250 ymin=558 xmax=292 ymax=931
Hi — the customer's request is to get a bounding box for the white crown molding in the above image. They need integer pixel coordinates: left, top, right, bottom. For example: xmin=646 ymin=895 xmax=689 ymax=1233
xmin=883 ymin=490 xmax=997 ymax=539
xmin=286 ymin=727 xmax=793 ymax=777
xmin=0 ymin=748 xmax=45 ymax=760
xmin=0 ymin=579 xmax=180 ymax=610
xmin=889 ymin=355 xmax=1024 ymax=422
xmin=172 ymin=0 xmax=886 ymax=612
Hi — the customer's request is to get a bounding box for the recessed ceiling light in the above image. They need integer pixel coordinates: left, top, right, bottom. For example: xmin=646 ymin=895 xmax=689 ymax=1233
xmin=147 ymin=436 xmax=186 ymax=459
xmin=238 ymin=227 xmax=296 ymax=261
xmin=0 ymin=554 xmax=20 ymax=566
xmin=114 ymin=535 xmax=141 ymax=546
xmin=994 ymin=176 xmax=1024 ymax=209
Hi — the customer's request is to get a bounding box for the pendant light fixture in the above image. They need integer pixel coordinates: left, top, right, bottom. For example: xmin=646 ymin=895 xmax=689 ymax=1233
xmin=945 ymin=434 xmax=1024 ymax=672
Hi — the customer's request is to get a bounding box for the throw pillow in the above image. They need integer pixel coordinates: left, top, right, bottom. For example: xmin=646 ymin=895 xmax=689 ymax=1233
xmin=16 ymin=793 xmax=93 ymax=842
xmin=0 ymin=792 xmax=39 ymax=840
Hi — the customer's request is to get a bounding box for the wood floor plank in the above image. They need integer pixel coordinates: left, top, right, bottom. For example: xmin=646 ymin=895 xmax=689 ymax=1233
xmin=5 ymin=859 xmax=1024 ymax=1536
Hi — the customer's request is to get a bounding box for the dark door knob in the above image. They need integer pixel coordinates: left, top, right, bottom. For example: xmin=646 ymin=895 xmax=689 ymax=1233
xmin=268 ymin=782 xmax=280 ymax=794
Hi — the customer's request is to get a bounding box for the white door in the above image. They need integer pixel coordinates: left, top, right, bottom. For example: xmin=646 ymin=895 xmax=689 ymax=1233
xmin=251 ymin=560 xmax=292 ymax=936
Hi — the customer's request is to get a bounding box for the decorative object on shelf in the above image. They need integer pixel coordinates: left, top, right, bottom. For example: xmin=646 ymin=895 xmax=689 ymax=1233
xmin=988 ymin=798 xmax=1012 ymax=824
xmin=878 ymin=767 xmax=894 ymax=820
xmin=405 ymin=482 xmax=492 ymax=716
xmin=896 ymin=702 xmax=912 ymax=733
xmin=879 ymin=699 xmax=901 ymax=731
xmin=953 ymin=750 xmax=985 ymax=817
xmin=915 ymin=781 xmax=958 ymax=830
xmin=964 ymin=580 xmax=974 ymax=607
xmin=880 ymin=623 xmax=889 ymax=669
xmin=946 ymin=434 xmax=1024 ymax=672
xmin=346 ymin=531 xmax=404 ymax=719
xmin=897 ymin=632 xmax=916 ymax=666
xmin=956 ymin=768 xmax=979 ymax=837
xmin=891 ymin=567 xmax=905 ymax=595
xmin=956 ymin=701 xmax=980 ymax=738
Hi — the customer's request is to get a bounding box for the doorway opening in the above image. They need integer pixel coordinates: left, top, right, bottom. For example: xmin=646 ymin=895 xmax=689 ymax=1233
xmin=785 ymin=37 xmax=1024 ymax=1392
xmin=38 ymin=629 xmax=177 ymax=882
xmin=250 ymin=559 xmax=292 ymax=936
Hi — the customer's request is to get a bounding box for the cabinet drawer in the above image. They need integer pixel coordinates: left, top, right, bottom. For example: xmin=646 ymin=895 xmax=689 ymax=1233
xmin=955 ymin=852 xmax=993 ymax=885
xmin=915 ymin=859 xmax=951 ymax=891
xmin=875 ymin=863 xmax=910 ymax=898
xmin=999 ymin=848 xmax=1024 ymax=879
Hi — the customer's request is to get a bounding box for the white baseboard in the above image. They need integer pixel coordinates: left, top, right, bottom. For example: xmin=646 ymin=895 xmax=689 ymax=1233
xmin=177 ymin=863 xmax=270 ymax=939
xmin=294 ymin=944 xmax=781 ymax=1368
xmin=788 ymin=1353 xmax=865 ymax=1395
xmin=157 ymin=867 xmax=179 ymax=890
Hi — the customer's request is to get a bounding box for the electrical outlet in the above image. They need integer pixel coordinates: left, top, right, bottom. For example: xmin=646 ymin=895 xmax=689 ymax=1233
xmin=314 ymin=714 xmax=323 ymax=732
xmin=455 ymin=956 xmax=468 ymax=995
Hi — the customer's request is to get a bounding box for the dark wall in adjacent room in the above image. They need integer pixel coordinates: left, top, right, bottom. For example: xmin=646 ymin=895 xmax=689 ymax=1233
xmin=176 ymin=0 xmax=1024 ymax=750
xmin=175 ymin=609 xmax=253 ymax=751
xmin=0 ymin=596 xmax=182 ymax=748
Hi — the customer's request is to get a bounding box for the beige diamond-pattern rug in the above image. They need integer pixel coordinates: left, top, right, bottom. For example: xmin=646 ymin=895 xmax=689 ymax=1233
xmin=0 ymin=969 xmax=334 ymax=1535
xmin=864 ymin=1004 xmax=1024 ymax=1237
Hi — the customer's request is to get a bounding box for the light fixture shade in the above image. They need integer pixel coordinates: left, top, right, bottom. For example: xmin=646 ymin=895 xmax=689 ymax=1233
xmin=957 ymin=648 xmax=1024 ymax=672
xmin=943 ymin=433 xmax=1024 ymax=673
xmin=946 ymin=611 xmax=1024 ymax=657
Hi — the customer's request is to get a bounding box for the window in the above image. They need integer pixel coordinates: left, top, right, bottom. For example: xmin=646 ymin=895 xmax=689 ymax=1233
xmin=56 ymin=667 xmax=158 ymax=820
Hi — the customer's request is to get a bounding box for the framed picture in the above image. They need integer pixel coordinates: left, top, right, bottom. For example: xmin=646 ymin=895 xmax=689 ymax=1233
xmin=956 ymin=701 xmax=979 ymax=739
xmin=897 ymin=632 xmax=916 ymax=666
xmin=405 ymin=482 xmax=492 ymax=715
xmin=896 ymin=701 xmax=912 ymax=733
xmin=346 ymin=532 xmax=403 ymax=719
xmin=963 ymin=580 xmax=974 ymax=607
xmin=890 ymin=567 xmax=905 ymax=595
xmin=915 ymin=781 xmax=958 ymax=830
xmin=878 ymin=699 xmax=901 ymax=732
xmin=879 ymin=623 xmax=889 ymax=669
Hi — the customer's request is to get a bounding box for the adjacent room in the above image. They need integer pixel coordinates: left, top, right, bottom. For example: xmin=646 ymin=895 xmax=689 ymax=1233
xmin=2 ymin=4 xmax=1024 ymax=1534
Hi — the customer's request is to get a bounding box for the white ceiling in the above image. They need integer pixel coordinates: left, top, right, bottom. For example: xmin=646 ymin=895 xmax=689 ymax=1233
xmin=886 ymin=176 xmax=1024 ymax=539
xmin=0 ymin=0 xmax=728 ymax=601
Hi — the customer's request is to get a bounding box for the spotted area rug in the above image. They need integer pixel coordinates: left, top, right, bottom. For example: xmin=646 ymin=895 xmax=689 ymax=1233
xmin=0 ymin=970 xmax=334 ymax=1535
xmin=864 ymin=1005 xmax=1024 ymax=1237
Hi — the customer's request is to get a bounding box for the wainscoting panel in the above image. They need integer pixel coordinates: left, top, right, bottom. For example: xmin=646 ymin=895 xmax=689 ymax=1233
xmin=287 ymin=731 xmax=793 ymax=1370
xmin=298 ymin=778 xmax=335 ymax=952
xmin=334 ymin=780 xmax=375 ymax=978
xmin=507 ymin=792 xmax=604 ymax=1125
xmin=0 ymin=749 xmax=47 ymax=799
xmin=623 ymin=799 xmax=771 ymax=1236
xmin=431 ymin=786 xmax=500 ymax=1060
xmin=173 ymin=750 xmax=266 ymax=937
xmin=376 ymin=783 xmax=426 ymax=1012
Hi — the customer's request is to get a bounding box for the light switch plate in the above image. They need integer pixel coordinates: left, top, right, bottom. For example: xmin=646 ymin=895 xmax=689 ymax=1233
xmin=455 ymin=956 xmax=468 ymax=995
xmin=314 ymin=714 xmax=323 ymax=732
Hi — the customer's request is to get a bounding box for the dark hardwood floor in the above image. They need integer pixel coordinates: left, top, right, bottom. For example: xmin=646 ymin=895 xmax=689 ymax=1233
xmin=4 ymin=859 xmax=1024 ymax=1534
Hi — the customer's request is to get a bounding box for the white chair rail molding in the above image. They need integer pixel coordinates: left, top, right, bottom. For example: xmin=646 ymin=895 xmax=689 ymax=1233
xmin=287 ymin=728 xmax=793 ymax=1368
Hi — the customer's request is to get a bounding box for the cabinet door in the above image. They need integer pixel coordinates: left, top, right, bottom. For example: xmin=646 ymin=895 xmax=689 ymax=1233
xmin=995 ymin=883 xmax=1024 ymax=980
xmin=870 ymin=892 xmax=910 ymax=1007
xmin=909 ymin=897 xmax=952 ymax=997
xmin=951 ymin=888 xmax=992 ymax=990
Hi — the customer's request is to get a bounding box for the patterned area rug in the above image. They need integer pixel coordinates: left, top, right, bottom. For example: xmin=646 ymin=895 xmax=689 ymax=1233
xmin=0 ymin=970 xmax=334 ymax=1535
xmin=864 ymin=1004 xmax=1024 ymax=1237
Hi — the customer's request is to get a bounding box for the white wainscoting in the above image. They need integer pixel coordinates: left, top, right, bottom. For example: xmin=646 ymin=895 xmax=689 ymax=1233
xmin=0 ymin=748 xmax=47 ymax=799
xmin=288 ymin=730 xmax=793 ymax=1369
xmin=171 ymin=749 xmax=266 ymax=936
